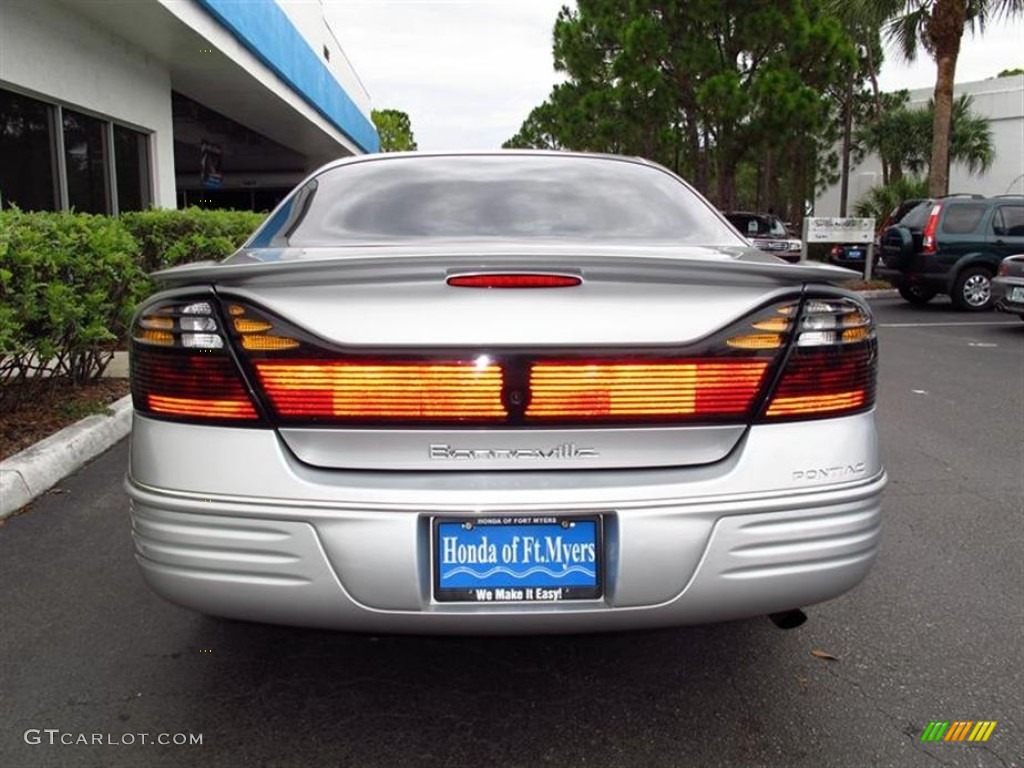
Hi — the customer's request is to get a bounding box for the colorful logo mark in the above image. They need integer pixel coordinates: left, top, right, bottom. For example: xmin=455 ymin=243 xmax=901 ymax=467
xmin=921 ymin=721 xmax=997 ymax=742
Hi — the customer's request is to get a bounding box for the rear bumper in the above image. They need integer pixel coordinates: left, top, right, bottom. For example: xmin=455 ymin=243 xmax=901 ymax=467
xmin=128 ymin=475 xmax=884 ymax=633
xmin=993 ymin=275 xmax=1024 ymax=315
xmin=126 ymin=413 xmax=886 ymax=633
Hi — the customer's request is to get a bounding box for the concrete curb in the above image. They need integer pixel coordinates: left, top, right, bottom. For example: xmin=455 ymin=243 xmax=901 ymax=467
xmin=0 ymin=395 xmax=133 ymax=520
xmin=859 ymin=289 xmax=899 ymax=299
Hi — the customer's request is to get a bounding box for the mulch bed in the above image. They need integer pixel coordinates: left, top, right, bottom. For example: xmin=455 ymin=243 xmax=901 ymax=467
xmin=0 ymin=378 xmax=131 ymax=462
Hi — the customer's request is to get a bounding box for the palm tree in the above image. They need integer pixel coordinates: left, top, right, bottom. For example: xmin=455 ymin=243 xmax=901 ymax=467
xmin=848 ymin=0 xmax=1024 ymax=196
xmin=853 ymin=176 xmax=929 ymax=220
xmin=856 ymin=93 xmax=994 ymax=180
xmin=947 ymin=94 xmax=995 ymax=175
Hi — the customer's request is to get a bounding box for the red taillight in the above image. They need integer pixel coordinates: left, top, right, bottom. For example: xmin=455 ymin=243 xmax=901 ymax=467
xmin=763 ymin=298 xmax=876 ymax=420
xmin=526 ymin=361 xmax=769 ymax=419
xmin=131 ymin=350 xmax=259 ymax=421
xmin=130 ymin=298 xmax=260 ymax=423
xmin=255 ymin=361 xmax=506 ymax=421
xmin=921 ymin=203 xmax=941 ymax=255
xmin=130 ymin=295 xmax=876 ymax=428
xmin=447 ymin=274 xmax=582 ymax=288
xmin=766 ymin=347 xmax=874 ymax=417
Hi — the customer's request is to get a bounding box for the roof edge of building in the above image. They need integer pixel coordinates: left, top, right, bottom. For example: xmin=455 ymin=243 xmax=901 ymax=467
xmin=194 ymin=0 xmax=379 ymax=154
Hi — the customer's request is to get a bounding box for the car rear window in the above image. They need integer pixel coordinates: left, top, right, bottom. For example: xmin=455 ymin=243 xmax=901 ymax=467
xmin=724 ymin=214 xmax=788 ymax=238
xmin=896 ymin=202 xmax=935 ymax=230
xmin=940 ymin=203 xmax=987 ymax=234
xmin=889 ymin=199 xmax=924 ymax=223
xmin=250 ymin=155 xmax=745 ymax=247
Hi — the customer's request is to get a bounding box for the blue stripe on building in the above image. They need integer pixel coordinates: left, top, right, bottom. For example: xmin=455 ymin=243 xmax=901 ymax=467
xmin=195 ymin=0 xmax=379 ymax=153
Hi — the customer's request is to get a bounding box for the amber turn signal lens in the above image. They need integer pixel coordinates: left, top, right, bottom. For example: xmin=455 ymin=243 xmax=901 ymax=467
xmin=726 ymin=333 xmax=784 ymax=349
xmin=138 ymin=329 xmax=174 ymax=346
xmin=241 ymin=335 xmax=300 ymax=351
xmin=234 ymin=318 xmax=273 ymax=333
xmin=139 ymin=316 xmax=174 ymax=330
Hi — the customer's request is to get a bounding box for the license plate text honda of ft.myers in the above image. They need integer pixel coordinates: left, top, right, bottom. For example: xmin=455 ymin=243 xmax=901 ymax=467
xmin=126 ymin=152 xmax=885 ymax=634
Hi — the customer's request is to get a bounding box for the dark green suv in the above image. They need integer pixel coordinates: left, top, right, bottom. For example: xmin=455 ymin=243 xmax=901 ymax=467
xmin=877 ymin=195 xmax=1024 ymax=311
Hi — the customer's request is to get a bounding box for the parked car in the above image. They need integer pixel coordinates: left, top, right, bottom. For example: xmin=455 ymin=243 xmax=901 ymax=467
xmin=827 ymin=242 xmax=876 ymax=271
xmin=993 ymin=253 xmax=1024 ymax=321
xmin=723 ymin=211 xmax=803 ymax=263
xmin=127 ymin=151 xmax=885 ymax=634
xmin=877 ymin=195 xmax=1024 ymax=310
xmin=827 ymin=199 xmax=928 ymax=271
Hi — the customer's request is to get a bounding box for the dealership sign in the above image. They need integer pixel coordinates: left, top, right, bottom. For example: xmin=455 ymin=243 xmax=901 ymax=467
xmin=804 ymin=217 xmax=875 ymax=243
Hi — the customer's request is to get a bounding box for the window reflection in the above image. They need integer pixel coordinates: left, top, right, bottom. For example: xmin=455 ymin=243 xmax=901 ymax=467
xmin=0 ymin=89 xmax=57 ymax=211
xmin=63 ymin=109 xmax=108 ymax=214
xmin=114 ymin=125 xmax=150 ymax=212
xmin=282 ymin=156 xmax=741 ymax=246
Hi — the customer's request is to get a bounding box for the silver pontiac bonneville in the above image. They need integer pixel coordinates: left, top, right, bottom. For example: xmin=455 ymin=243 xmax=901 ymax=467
xmin=126 ymin=152 xmax=885 ymax=633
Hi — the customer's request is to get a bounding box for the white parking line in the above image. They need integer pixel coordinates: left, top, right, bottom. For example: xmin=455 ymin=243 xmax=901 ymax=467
xmin=879 ymin=321 xmax=1021 ymax=328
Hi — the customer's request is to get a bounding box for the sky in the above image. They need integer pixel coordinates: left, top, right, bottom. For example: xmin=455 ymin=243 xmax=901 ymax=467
xmin=324 ymin=1 xmax=1024 ymax=152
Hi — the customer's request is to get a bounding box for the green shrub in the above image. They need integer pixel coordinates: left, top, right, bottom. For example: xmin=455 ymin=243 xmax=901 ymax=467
xmin=0 ymin=209 xmax=146 ymax=403
xmin=1 ymin=207 xmax=268 ymax=411
xmin=120 ymin=207 xmax=266 ymax=273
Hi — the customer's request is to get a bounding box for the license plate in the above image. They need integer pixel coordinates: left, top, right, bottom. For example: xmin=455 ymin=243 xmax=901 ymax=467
xmin=1011 ymin=286 xmax=1024 ymax=302
xmin=433 ymin=515 xmax=602 ymax=602
xmin=845 ymin=249 xmax=863 ymax=259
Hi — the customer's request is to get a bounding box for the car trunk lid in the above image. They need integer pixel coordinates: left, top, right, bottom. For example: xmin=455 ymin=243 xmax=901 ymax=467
xmin=148 ymin=245 xmax=854 ymax=471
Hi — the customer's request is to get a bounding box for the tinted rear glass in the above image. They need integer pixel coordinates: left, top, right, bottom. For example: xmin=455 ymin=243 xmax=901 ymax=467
xmin=889 ymin=199 xmax=924 ymax=224
xmin=724 ymin=214 xmax=788 ymax=237
xmin=897 ymin=201 xmax=935 ymax=230
xmin=252 ymin=155 xmax=744 ymax=247
xmin=940 ymin=203 xmax=986 ymax=234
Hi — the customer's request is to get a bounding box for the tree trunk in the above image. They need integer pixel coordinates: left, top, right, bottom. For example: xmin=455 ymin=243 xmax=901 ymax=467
xmin=865 ymin=41 xmax=890 ymax=186
xmin=757 ymin=150 xmax=768 ymax=211
xmin=926 ymin=0 xmax=967 ymax=197
xmin=928 ymin=51 xmax=959 ymax=196
xmin=697 ymin=127 xmax=711 ymax=195
xmin=717 ymin=150 xmax=737 ymax=211
xmin=839 ymin=76 xmax=853 ymax=216
xmin=790 ymin=148 xmax=807 ymax=227
xmin=687 ymin=119 xmax=703 ymax=190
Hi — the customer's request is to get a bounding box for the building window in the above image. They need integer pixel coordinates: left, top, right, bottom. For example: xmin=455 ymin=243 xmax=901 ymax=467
xmin=63 ymin=109 xmax=109 ymax=214
xmin=114 ymin=124 xmax=151 ymax=212
xmin=0 ymin=88 xmax=58 ymax=211
xmin=0 ymin=86 xmax=151 ymax=214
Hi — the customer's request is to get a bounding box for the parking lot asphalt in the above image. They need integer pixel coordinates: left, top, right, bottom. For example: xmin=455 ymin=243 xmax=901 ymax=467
xmin=0 ymin=296 xmax=1021 ymax=768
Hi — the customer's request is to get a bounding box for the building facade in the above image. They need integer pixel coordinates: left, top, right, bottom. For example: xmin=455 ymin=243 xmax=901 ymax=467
xmin=816 ymin=75 xmax=1024 ymax=216
xmin=0 ymin=0 xmax=378 ymax=213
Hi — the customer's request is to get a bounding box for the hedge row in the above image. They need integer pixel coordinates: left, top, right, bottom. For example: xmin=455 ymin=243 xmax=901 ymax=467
xmin=0 ymin=208 xmax=265 ymax=408
xmin=122 ymin=208 xmax=266 ymax=273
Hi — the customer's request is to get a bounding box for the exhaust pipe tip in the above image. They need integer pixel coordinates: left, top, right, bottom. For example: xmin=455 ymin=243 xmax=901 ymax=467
xmin=768 ymin=609 xmax=807 ymax=630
